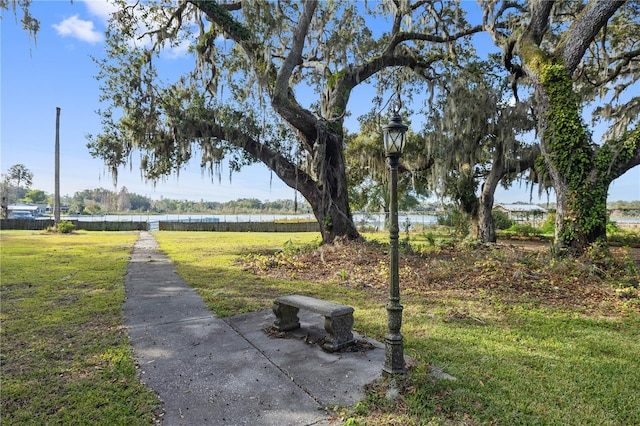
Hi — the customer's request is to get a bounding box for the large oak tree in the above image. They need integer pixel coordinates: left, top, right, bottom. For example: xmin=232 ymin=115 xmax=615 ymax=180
xmin=87 ymin=0 xmax=481 ymax=243
xmin=422 ymin=61 xmax=538 ymax=242
xmin=482 ymin=0 xmax=640 ymax=254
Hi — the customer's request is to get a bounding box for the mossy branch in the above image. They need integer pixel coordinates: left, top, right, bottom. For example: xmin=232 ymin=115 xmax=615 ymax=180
xmin=188 ymin=0 xmax=251 ymax=42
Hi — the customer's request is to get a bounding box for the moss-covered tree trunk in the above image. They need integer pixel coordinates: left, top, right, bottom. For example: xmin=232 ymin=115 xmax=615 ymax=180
xmin=538 ymin=63 xmax=606 ymax=254
xmin=520 ymin=34 xmax=614 ymax=255
xmin=490 ymin=1 xmax=640 ymax=256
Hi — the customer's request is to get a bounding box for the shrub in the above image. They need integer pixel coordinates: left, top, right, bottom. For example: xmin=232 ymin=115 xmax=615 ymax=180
xmin=437 ymin=210 xmax=469 ymax=236
xmin=540 ymin=213 xmax=556 ymax=234
xmin=436 ymin=212 xmax=450 ymax=226
xmin=282 ymin=238 xmax=321 ymax=255
xmin=606 ymin=220 xmax=621 ymax=234
xmin=492 ymin=209 xmax=514 ymax=230
xmin=424 ymin=232 xmax=436 ymax=246
xmin=57 ymin=220 xmax=76 ymax=234
xmin=505 ymin=223 xmax=542 ymax=238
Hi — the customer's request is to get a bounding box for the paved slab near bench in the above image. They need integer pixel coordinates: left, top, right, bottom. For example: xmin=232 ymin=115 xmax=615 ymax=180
xmin=124 ymin=232 xmax=385 ymax=426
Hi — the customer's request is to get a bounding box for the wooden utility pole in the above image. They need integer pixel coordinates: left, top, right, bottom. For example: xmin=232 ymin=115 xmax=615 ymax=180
xmin=54 ymin=107 xmax=61 ymax=225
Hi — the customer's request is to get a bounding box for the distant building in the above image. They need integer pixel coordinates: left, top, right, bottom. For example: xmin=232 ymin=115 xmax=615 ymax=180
xmin=494 ymin=203 xmax=548 ymax=226
xmin=7 ymin=204 xmax=39 ymax=219
xmin=5 ymin=203 xmax=71 ymax=219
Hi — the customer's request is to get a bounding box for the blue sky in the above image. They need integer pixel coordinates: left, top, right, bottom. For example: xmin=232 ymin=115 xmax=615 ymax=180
xmin=2 ymin=1 xmax=638 ymax=204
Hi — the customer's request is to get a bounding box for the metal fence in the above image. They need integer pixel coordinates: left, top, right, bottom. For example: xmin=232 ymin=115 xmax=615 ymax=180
xmin=0 ymin=219 xmax=320 ymax=233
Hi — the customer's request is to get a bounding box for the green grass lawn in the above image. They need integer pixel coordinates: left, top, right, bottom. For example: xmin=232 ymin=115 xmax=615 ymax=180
xmin=1 ymin=231 xmax=160 ymax=425
xmin=2 ymin=230 xmax=638 ymax=425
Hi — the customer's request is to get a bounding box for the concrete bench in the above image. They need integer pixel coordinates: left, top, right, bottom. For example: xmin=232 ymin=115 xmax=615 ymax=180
xmin=272 ymin=294 xmax=355 ymax=352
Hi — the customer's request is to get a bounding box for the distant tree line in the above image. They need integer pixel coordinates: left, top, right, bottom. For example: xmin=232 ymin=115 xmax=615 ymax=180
xmin=63 ymin=187 xmax=312 ymax=216
xmin=607 ymin=200 xmax=640 ymax=218
xmin=1 ymin=185 xmax=313 ymax=217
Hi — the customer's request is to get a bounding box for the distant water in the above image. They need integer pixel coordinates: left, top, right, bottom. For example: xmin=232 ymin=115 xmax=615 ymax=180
xmin=62 ymin=213 xmax=313 ymax=222
xmin=60 ymin=213 xmax=439 ymax=230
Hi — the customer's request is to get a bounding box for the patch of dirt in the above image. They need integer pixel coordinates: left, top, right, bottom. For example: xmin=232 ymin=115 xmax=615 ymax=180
xmin=242 ymin=238 xmax=640 ymax=315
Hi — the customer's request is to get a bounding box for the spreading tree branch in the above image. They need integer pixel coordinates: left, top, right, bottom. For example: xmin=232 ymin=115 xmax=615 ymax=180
xmin=558 ymin=0 xmax=625 ymax=72
xmin=271 ymin=0 xmax=320 ymax=144
xmin=528 ymin=0 xmax=554 ymax=45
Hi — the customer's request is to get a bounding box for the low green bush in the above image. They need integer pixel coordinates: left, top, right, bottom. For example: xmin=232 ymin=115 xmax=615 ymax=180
xmin=491 ymin=209 xmax=514 ymax=230
xmin=437 ymin=210 xmax=469 ymax=236
xmin=540 ymin=213 xmax=556 ymax=234
xmin=503 ymin=223 xmax=542 ymax=238
xmin=57 ymin=220 xmax=76 ymax=233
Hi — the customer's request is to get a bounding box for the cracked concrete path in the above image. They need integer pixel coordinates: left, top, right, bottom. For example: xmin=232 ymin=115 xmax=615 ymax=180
xmin=123 ymin=232 xmax=384 ymax=426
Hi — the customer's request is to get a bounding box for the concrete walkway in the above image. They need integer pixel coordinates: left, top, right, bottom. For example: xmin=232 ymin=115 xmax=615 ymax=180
xmin=123 ymin=232 xmax=385 ymax=426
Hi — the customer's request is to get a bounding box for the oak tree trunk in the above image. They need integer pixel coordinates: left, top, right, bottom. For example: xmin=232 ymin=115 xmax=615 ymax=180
xmin=476 ymin=178 xmax=498 ymax=243
xmin=306 ymin=124 xmax=360 ymax=243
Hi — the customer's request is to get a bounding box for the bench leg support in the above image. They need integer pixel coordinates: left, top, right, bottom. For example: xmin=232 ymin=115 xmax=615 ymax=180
xmin=272 ymin=301 xmax=300 ymax=331
xmin=323 ymin=314 xmax=354 ymax=352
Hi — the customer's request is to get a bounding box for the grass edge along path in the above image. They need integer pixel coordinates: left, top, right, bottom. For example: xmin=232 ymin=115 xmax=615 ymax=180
xmin=155 ymin=231 xmax=640 ymax=426
xmin=1 ymin=231 xmax=160 ymax=425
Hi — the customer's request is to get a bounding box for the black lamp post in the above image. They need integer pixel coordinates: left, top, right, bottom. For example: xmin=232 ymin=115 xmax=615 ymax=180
xmin=382 ymin=108 xmax=408 ymax=376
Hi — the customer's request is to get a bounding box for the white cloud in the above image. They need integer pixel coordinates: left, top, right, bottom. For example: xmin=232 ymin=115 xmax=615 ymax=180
xmin=80 ymin=0 xmax=120 ymax=23
xmin=53 ymin=15 xmax=103 ymax=43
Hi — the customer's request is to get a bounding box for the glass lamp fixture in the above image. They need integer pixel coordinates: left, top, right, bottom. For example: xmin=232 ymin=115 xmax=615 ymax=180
xmin=383 ymin=110 xmax=408 ymax=156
